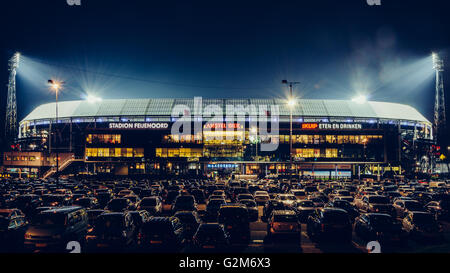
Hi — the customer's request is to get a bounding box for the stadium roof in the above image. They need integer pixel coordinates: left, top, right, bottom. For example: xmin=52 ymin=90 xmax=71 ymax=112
xmin=21 ymin=98 xmax=431 ymax=124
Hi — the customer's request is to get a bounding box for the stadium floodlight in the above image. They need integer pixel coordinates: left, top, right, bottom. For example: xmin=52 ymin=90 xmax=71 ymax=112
xmin=352 ymin=95 xmax=367 ymax=104
xmin=86 ymin=94 xmax=102 ymax=103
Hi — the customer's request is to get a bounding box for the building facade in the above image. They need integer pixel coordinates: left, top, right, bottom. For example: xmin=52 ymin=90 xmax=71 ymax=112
xmin=4 ymin=98 xmax=433 ymax=179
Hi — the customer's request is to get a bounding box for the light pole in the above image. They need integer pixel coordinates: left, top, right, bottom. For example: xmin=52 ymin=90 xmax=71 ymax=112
xmin=48 ymin=79 xmax=64 ymax=181
xmin=282 ymin=80 xmax=300 ymax=179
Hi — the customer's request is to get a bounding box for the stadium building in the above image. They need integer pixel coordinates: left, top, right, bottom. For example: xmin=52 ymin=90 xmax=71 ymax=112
xmin=3 ymin=98 xmax=433 ymax=179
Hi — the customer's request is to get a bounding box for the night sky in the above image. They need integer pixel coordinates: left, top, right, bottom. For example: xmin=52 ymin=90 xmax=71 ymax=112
xmin=1 ymin=0 xmax=450 ymax=130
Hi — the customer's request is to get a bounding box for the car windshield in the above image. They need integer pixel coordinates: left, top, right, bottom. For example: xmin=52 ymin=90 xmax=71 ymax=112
xmin=196 ymin=225 xmax=224 ymax=239
xmin=334 ymin=201 xmax=350 ymax=208
xmin=299 ymin=201 xmax=314 ymax=207
xmin=413 ymin=213 xmax=435 ymax=225
xmin=279 ymin=195 xmax=296 ymax=201
xmin=240 ymin=200 xmax=256 ymax=208
xmin=323 ymin=211 xmax=349 ymax=224
xmin=369 ymin=215 xmax=393 ymax=228
xmin=95 ymin=215 xmax=124 ymax=233
xmin=369 ymin=196 xmax=390 ymax=204
xmin=74 ymin=199 xmax=91 ymax=206
xmin=404 ymin=202 xmax=424 ymax=211
xmin=108 ymin=199 xmax=128 ymax=208
xmin=33 ymin=213 xmax=66 ymax=227
xmin=175 ymin=214 xmax=196 ymax=223
xmin=141 ymin=198 xmax=157 ymax=206
xmin=273 ymin=214 xmax=297 ymax=222
xmin=42 ymin=195 xmax=64 ymax=203
xmin=208 ymin=200 xmax=225 ymax=207
xmin=220 ymin=208 xmax=248 ymax=220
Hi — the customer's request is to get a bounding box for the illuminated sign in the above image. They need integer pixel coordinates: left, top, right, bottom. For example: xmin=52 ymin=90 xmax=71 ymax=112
xmin=203 ymin=123 xmax=243 ymax=129
xmin=301 ymin=123 xmax=362 ymax=130
xmin=207 ymin=163 xmax=238 ymax=169
xmin=108 ymin=123 xmax=169 ymax=129
xmin=301 ymin=123 xmax=319 ymax=129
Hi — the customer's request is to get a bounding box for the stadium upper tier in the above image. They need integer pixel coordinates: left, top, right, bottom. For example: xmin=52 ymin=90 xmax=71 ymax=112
xmin=21 ymin=98 xmax=430 ymax=125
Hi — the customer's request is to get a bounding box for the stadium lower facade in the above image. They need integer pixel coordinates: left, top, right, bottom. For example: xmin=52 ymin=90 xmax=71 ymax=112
xmin=2 ymin=98 xmax=434 ymax=179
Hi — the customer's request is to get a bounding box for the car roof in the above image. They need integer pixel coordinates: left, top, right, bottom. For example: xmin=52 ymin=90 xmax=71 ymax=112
xmin=40 ymin=206 xmax=83 ymax=214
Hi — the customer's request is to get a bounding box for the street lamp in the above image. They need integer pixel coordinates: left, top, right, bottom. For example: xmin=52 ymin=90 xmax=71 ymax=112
xmin=282 ymin=80 xmax=300 ymax=179
xmin=48 ymin=79 xmax=64 ymax=181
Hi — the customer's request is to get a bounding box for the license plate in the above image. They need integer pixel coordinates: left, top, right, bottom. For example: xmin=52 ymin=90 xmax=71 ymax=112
xmin=97 ymin=243 xmax=109 ymax=248
xmin=150 ymin=240 xmax=162 ymax=244
xmin=203 ymin=245 xmax=215 ymax=249
xmin=35 ymin=243 xmax=47 ymax=248
xmin=227 ymin=225 xmax=233 ymax=229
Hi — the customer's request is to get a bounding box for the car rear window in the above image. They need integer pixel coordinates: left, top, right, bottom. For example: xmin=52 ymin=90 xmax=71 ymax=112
xmin=141 ymin=198 xmax=157 ymax=206
xmin=323 ymin=211 xmax=349 ymax=224
xmin=273 ymin=214 xmax=297 ymax=222
xmin=368 ymin=196 xmax=390 ymax=204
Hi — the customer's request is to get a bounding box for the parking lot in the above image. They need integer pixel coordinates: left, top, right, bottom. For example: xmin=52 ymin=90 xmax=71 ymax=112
xmin=0 ymin=177 xmax=449 ymax=253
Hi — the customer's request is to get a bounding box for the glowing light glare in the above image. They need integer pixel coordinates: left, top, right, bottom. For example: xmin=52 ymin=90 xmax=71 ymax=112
xmin=352 ymin=95 xmax=367 ymax=104
xmin=287 ymin=98 xmax=296 ymax=108
xmin=86 ymin=94 xmax=102 ymax=103
xmin=48 ymin=79 xmax=63 ymax=92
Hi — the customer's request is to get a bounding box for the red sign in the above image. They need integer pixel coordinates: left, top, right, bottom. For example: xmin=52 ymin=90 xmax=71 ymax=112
xmin=301 ymin=123 xmax=319 ymax=129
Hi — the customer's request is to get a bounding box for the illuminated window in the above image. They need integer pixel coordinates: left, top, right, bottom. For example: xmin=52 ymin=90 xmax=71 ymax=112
xmin=155 ymin=148 xmax=203 ymax=158
xmin=86 ymin=134 xmax=121 ymax=144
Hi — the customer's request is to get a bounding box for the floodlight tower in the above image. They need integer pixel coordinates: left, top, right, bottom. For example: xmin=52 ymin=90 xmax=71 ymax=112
xmin=5 ymin=52 xmax=20 ymax=142
xmin=432 ymin=53 xmax=446 ymax=144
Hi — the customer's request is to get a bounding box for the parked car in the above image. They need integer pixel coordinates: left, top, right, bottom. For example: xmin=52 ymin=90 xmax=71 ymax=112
xmin=106 ymin=198 xmax=134 ymax=212
xmin=172 ymin=195 xmax=198 ymax=212
xmin=138 ymin=216 xmax=184 ymax=251
xmin=174 ymin=211 xmax=201 ymax=242
xmin=137 ymin=196 xmax=162 ymax=215
xmin=192 ymin=223 xmax=229 ymax=251
xmin=402 ymin=211 xmax=443 ymax=242
xmin=426 ymin=200 xmax=450 ymax=221
xmin=86 ymin=212 xmax=137 ymax=251
xmin=266 ymin=210 xmax=301 ymax=244
xmin=307 ymin=208 xmax=352 ymax=243
xmin=206 ymin=198 xmax=227 ymax=220
xmin=354 ymin=213 xmax=406 ymax=245
xmin=296 ymin=200 xmax=316 ymax=223
xmin=393 ymin=200 xmax=426 ymax=218
xmin=0 ymin=209 xmax=28 ymax=251
xmin=12 ymin=194 xmax=42 ymax=218
xmin=73 ymin=197 xmax=99 ymax=209
xmin=275 ymin=194 xmax=297 ymax=208
xmin=254 ymin=191 xmax=270 ymax=205
xmin=128 ymin=210 xmax=151 ymax=230
xmin=239 ymin=199 xmax=259 ymax=222
xmin=326 ymin=200 xmax=359 ymax=222
xmin=262 ymin=200 xmax=286 ymax=222
xmin=218 ymin=204 xmax=251 ymax=245
xmin=24 ymin=206 xmax=88 ymax=251
xmin=355 ymin=195 xmax=396 ymax=217
xmin=41 ymin=194 xmax=71 ymax=207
